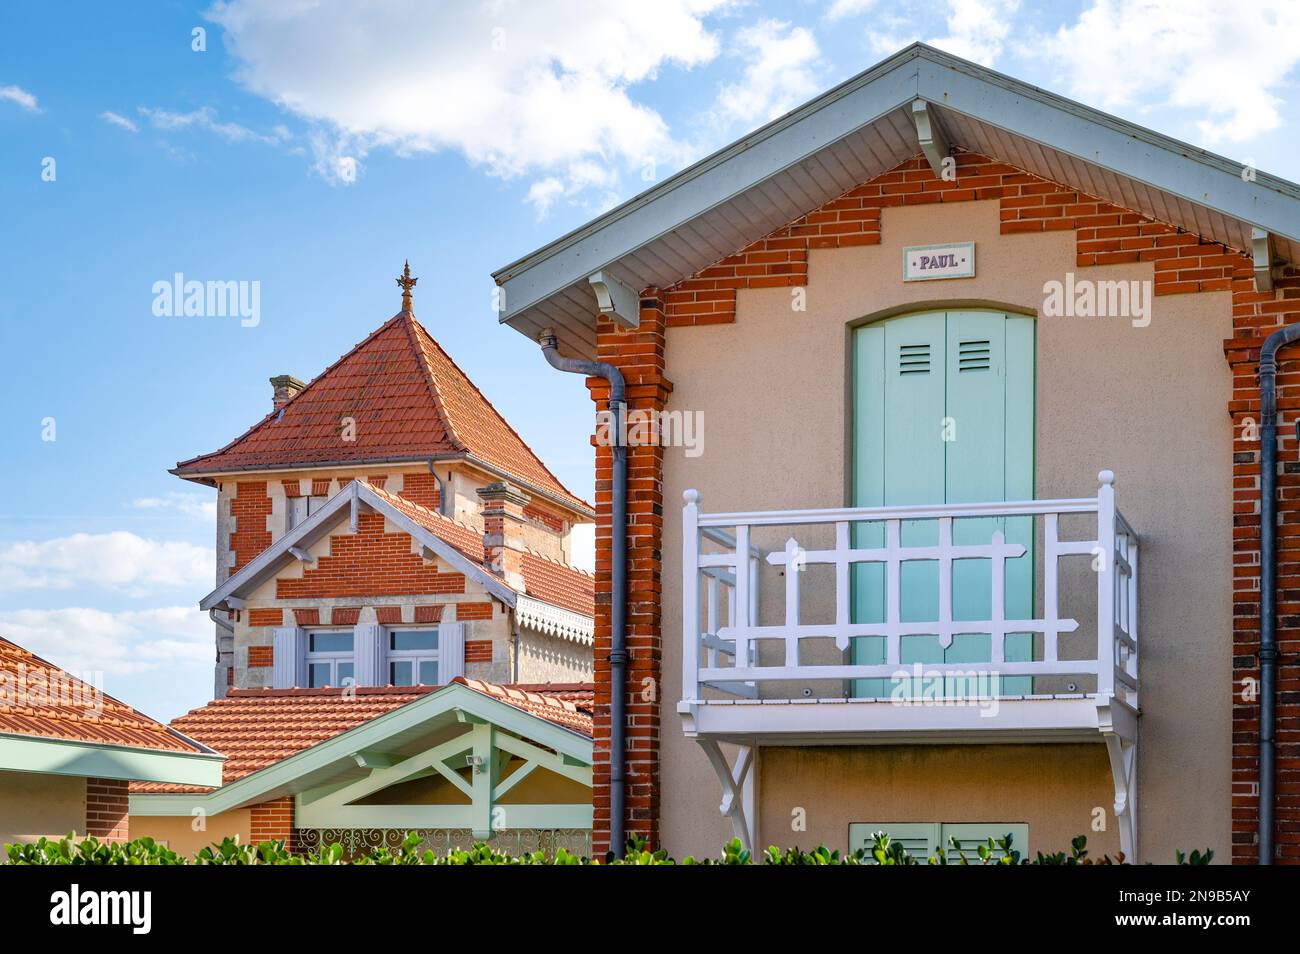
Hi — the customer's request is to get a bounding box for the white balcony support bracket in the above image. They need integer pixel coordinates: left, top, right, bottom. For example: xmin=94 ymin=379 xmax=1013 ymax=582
xmin=1253 ymin=228 xmax=1277 ymax=293
xmin=911 ymin=99 xmax=950 ymax=178
xmin=698 ymin=739 xmax=756 ymax=852
xmin=1099 ymin=699 xmax=1138 ymax=860
xmin=587 ymin=270 xmax=640 ymax=329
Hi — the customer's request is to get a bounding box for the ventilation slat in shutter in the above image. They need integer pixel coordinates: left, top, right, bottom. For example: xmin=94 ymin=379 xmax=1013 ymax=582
xmin=958 ymin=338 xmax=991 ymax=372
xmin=898 ymin=343 xmax=931 ymax=375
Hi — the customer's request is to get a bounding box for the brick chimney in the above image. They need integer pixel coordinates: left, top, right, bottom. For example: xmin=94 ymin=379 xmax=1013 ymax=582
xmin=270 ymin=374 xmax=306 ymax=409
xmin=476 ymin=482 xmax=530 ymax=591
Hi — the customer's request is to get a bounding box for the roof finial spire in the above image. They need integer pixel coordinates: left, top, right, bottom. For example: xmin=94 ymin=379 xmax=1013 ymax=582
xmin=396 ymin=259 xmax=418 ymax=312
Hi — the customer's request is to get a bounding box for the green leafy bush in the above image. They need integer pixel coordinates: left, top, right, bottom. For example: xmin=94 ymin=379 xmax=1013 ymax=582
xmin=3 ymin=830 xmax=1212 ymax=866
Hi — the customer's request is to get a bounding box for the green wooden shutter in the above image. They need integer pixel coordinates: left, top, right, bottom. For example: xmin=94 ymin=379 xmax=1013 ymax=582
xmin=848 ymin=822 xmax=939 ymax=860
xmin=940 ymin=822 xmax=1030 ymax=861
xmin=851 ymin=311 xmax=1035 ymax=698
xmin=848 ymin=822 xmax=1030 ymax=862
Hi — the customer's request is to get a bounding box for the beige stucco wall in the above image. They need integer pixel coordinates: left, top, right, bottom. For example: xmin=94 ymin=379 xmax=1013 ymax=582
xmin=517 ymin=626 xmax=594 ymax=683
xmin=660 ymin=198 xmax=1232 ymax=862
xmin=131 ymin=809 xmax=252 ymax=856
xmin=0 ymin=771 xmax=87 ymax=845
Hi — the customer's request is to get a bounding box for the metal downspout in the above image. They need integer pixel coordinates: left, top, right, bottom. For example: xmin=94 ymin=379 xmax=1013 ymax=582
xmin=1257 ymin=323 xmax=1300 ymax=864
xmin=538 ymin=329 xmax=628 ymax=855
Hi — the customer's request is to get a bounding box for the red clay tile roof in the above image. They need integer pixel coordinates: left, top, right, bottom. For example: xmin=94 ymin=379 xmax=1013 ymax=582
xmin=131 ymin=681 xmax=594 ymax=795
xmin=520 ymin=550 xmax=596 ymax=616
xmin=363 ymin=480 xmax=594 ymax=616
xmin=173 ymin=311 xmax=591 ymax=516
xmin=0 ymin=636 xmax=210 ymax=756
xmin=454 ymin=678 xmax=593 ymax=735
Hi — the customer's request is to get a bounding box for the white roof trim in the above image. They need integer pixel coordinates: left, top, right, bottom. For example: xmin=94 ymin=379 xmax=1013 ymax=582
xmin=199 ymin=480 xmax=517 ymax=611
xmin=516 ymin=595 xmax=595 ymax=645
xmin=492 ymin=42 xmax=1300 ymax=357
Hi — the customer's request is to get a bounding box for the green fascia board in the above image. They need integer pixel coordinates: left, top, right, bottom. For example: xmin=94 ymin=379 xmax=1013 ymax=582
xmin=129 ymin=682 xmax=593 ymax=818
xmin=0 ymin=732 xmax=223 ymax=787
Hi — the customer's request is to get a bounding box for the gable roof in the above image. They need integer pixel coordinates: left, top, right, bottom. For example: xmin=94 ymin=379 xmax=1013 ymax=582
xmin=492 ymin=42 xmax=1300 ymax=357
xmin=0 ymin=636 xmax=223 ymax=787
xmin=173 ymin=310 xmax=592 ymax=517
xmin=198 ymin=479 xmax=595 ymax=626
xmin=130 ymin=680 xmax=595 ymax=807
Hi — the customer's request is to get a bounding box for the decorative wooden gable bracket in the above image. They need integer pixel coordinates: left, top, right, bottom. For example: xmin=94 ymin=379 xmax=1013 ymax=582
xmin=697 ymin=739 xmax=756 ymax=852
xmin=1097 ymin=698 xmax=1138 ymax=860
xmin=1253 ymin=227 xmax=1282 ymax=292
xmin=910 ymin=99 xmax=951 ymax=179
xmin=588 ymin=270 xmax=640 ymax=329
xmin=295 ymin=720 xmax=593 ymax=838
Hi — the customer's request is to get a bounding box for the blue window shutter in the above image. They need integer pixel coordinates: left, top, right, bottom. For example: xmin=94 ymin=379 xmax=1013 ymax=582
xmin=439 ymin=623 xmax=465 ymax=683
xmin=272 ymin=626 xmax=306 ymax=688
xmin=353 ymin=623 xmax=385 ymax=687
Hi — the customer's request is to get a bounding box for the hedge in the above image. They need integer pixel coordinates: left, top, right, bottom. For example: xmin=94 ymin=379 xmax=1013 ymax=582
xmin=3 ymin=832 xmax=1213 ymax=865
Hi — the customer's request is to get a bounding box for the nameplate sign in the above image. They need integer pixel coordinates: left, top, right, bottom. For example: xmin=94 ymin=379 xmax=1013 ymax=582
xmin=903 ymin=242 xmax=975 ymax=281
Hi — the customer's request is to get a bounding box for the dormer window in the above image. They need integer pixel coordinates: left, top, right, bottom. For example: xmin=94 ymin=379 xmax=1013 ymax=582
xmin=306 ymin=631 xmax=354 ymax=688
xmin=387 ymin=629 xmax=439 ymax=686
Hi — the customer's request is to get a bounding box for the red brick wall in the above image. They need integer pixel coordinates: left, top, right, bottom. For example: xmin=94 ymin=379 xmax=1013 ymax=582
xmin=230 ymin=481 xmax=273 ymax=571
xmin=465 ymin=640 xmax=494 ymax=663
xmin=1226 ymin=263 xmax=1300 ymax=863
xmin=400 ymin=472 xmax=441 ymax=511
xmin=589 ymin=297 xmax=671 ymax=854
xmin=276 ymin=512 xmax=465 ymax=599
xmin=331 ymin=607 xmax=361 ymax=626
xmin=524 ymin=504 xmax=564 ymax=533
xmin=455 ymin=601 xmax=493 ymax=621
xmin=663 ymin=152 xmax=1240 ymax=327
xmin=85 ymin=778 xmax=129 ymax=842
xmin=293 ymin=608 xmax=320 ymax=626
xmin=375 ymin=606 xmax=403 ymax=625
xmin=414 ymin=604 xmax=444 ymax=623
xmin=248 ymin=608 xmax=283 ymax=627
xmin=249 ymin=796 xmax=295 ymax=850
xmin=247 ymin=645 xmax=273 ymax=668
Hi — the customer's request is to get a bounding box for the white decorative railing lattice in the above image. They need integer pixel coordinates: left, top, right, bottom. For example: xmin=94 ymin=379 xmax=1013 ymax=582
xmin=682 ymin=471 xmax=1138 ymax=709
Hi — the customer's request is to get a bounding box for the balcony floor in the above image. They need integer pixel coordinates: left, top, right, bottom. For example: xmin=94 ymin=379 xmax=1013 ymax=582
xmin=678 ymin=693 xmax=1138 ymax=747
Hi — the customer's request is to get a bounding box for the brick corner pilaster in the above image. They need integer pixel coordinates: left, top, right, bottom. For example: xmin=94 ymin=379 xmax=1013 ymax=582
xmin=85 ymin=777 xmax=129 ymax=843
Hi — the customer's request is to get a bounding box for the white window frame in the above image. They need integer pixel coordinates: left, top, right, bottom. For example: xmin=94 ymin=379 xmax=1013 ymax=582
xmin=386 ymin=627 xmax=440 ymax=686
xmin=286 ymin=494 xmax=329 ymax=531
xmin=305 ymin=629 xmax=355 ymax=688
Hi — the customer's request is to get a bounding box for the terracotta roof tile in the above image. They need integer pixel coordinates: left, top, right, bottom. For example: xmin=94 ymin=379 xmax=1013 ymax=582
xmin=0 ymin=636 xmax=209 ymax=756
xmin=520 ymin=550 xmax=596 ymax=616
xmin=130 ymin=681 xmax=594 ymax=794
xmin=174 ymin=312 xmax=591 ymax=515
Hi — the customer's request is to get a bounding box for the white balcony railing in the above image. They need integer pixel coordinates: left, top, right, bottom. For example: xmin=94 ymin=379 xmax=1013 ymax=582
xmin=681 ymin=471 xmax=1139 ymax=713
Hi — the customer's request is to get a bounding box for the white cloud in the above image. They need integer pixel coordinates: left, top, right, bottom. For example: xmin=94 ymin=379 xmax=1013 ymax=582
xmin=1034 ymin=0 xmax=1300 ymax=144
xmin=0 ymin=84 xmax=40 ymax=112
xmin=0 ymin=606 xmax=210 ymax=677
xmin=137 ymin=105 xmax=290 ymax=145
xmin=826 ymin=0 xmax=879 ymax=20
xmin=0 ymin=532 xmax=214 ymax=594
xmin=132 ymin=491 xmax=217 ymax=522
xmin=100 ymin=110 xmax=139 ymax=133
xmin=927 ymin=0 xmax=1019 ymax=65
xmin=205 ymin=0 xmax=728 ymax=196
xmin=712 ymin=19 xmax=823 ymax=126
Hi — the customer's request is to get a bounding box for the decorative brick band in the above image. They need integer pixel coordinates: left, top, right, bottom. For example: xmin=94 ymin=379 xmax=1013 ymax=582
xmin=85 ymin=778 xmax=129 ymax=843
xmin=247 ymin=645 xmax=273 ymax=668
xmin=414 ymin=604 xmax=444 ymax=623
xmin=374 ymin=606 xmax=403 ymax=625
xmin=311 ymin=479 xmax=331 ymax=497
xmin=367 ymin=474 xmax=388 ymax=489
xmin=293 ymin=608 xmax=320 ymax=626
xmin=248 ymin=608 xmax=283 ymax=627
xmin=455 ymin=602 xmax=493 ymax=621
xmin=331 ymin=607 xmax=361 ymax=626
xmin=464 ymin=640 xmax=493 ymax=663
xmin=282 ymin=479 xmax=303 ymax=498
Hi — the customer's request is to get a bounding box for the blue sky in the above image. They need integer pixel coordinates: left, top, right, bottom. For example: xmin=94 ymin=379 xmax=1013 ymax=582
xmin=2 ymin=0 xmax=1298 ymax=721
